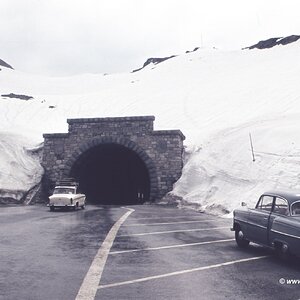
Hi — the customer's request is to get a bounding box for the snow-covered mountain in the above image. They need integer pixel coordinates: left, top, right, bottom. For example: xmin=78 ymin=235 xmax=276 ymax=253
xmin=1 ymin=37 xmax=300 ymax=214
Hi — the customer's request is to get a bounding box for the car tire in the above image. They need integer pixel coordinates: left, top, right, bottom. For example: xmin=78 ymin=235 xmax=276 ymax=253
xmin=235 ymin=228 xmax=250 ymax=248
xmin=275 ymin=242 xmax=289 ymax=260
xmin=50 ymin=206 xmax=54 ymax=212
xmin=81 ymin=204 xmax=85 ymax=209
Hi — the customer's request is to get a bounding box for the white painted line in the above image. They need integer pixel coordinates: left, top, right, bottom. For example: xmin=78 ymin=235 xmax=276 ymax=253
xmin=99 ymin=255 xmax=268 ymax=289
xmin=109 ymin=238 xmax=235 ymax=254
xmin=123 ymin=220 xmax=222 ymax=226
xmin=75 ymin=207 xmax=135 ymax=300
xmin=132 ymin=215 xmax=213 ymax=221
xmin=118 ymin=226 xmax=229 ymax=237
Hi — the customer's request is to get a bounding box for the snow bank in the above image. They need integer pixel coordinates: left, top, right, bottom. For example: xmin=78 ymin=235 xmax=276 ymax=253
xmin=173 ymin=115 xmax=300 ymax=213
xmin=0 ymin=132 xmax=43 ymax=202
xmin=1 ymin=41 xmax=300 ymax=212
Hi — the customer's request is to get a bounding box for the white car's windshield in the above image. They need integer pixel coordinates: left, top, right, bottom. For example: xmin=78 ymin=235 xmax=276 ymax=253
xmin=291 ymin=201 xmax=300 ymax=215
xmin=53 ymin=188 xmax=75 ymax=195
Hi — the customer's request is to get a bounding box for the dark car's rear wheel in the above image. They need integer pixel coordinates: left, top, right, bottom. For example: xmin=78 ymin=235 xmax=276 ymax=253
xmin=235 ymin=228 xmax=250 ymax=248
xmin=274 ymin=242 xmax=290 ymax=260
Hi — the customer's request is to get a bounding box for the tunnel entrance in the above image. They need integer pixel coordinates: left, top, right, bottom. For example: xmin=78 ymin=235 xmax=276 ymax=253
xmin=70 ymin=143 xmax=150 ymax=205
xmin=43 ymin=116 xmax=185 ymax=203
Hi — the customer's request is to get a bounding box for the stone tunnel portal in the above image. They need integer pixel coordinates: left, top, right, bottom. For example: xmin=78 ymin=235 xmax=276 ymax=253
xmin=42 ymin=116 xmax=185 ymax=205
xmin=70 ymin=143 xmax=150 ymax=205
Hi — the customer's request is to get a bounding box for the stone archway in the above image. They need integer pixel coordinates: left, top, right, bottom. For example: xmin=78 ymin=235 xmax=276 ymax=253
xmin=63 ymin=137 xmax=158 ymax=204
xmin=42 ymin=116 xmax=185 ymax=203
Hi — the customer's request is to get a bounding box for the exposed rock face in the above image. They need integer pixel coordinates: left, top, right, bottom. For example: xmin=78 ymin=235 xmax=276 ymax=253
xmin=1 ymin=93 xmax=33 ymax=100
xmin=279 ymin=35 xmax=300 ymax=45
xmin=0 ymin=58 xmax=13 ymax=69
xmin=186 ymin=47 xmax=199 ymax=54
xmin=132 ymin=55 xmax=176 ymax=72
xmin=245 ymin=35 xmax=300 ymax=50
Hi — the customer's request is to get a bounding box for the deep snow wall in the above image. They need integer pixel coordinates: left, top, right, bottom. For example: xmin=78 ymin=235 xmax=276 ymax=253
xmin=1 ymin=41 xmax=300 ymax=213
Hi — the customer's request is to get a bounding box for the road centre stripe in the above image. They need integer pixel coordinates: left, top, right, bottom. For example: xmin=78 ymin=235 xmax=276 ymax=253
xmin=98 ymin=255 xmax=269 ymax=289
xmin=123 ymin=220 xmax=224 ymax=226
xmin=75 ymin=207 xmax=135 ymax=300
xmin=118 ymin=226 xmax=229 ymax=237
xmin=109 ymin=238 xmax=235 ymax=254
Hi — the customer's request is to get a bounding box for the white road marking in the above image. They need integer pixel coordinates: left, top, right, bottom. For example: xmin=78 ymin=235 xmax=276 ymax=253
xmin=118 ymin=226 xmax=229 ymax=237
xmin=123 ymin=220 xmax=224 ymax=226
xmin=75 ymin=207 xmax=135 ymax=300
xmin=132 ymin=215 xmax=213 ymax=221
xmin=98 ymin=255 xmax=269 ymax=289
xmin=109 ymin=238 xmax=235 ymax=254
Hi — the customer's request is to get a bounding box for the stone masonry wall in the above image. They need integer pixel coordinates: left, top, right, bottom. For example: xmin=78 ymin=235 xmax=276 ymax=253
xmin=42 ymin=116 xmax=185 ymax=201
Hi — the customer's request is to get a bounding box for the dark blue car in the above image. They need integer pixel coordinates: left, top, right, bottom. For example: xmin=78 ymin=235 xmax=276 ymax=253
xmin=232 ymin=190 xmax=300 ymax=258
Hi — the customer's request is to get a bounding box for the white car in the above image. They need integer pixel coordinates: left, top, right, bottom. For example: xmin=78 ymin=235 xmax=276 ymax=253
xmin=48 ymin=185 xmax=86 ymax=211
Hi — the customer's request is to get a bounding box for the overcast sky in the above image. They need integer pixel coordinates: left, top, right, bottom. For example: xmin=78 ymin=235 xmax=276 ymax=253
xmin=1 ymin=0 xmax=300 ymax=76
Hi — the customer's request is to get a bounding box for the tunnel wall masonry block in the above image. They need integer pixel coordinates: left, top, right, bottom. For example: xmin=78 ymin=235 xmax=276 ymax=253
xmin=42 ymin=116 xmax=185 ymax=202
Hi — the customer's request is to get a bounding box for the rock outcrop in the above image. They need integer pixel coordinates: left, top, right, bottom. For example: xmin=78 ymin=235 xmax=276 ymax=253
xmin=0 ymin=58 xmax=14 ymax=69
xmin=245 ymin=35 xmax=300 ymax=50
xmin=1 ymin=93 xmax=33 ymax=101
xmin=132 ymin=55 xmax=176 ymax=72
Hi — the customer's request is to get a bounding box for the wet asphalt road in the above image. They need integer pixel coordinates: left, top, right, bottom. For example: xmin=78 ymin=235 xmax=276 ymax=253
xmin=0 ymin=204 xmax=299 ymax=300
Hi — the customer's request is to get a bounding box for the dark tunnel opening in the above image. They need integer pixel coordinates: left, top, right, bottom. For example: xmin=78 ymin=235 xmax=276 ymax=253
xmin=70 ymin=143 xmax=150 ymax=205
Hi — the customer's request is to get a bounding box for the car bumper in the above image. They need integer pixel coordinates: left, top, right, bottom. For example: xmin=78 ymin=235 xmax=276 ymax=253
xmin=47 ymin=204 xmax=76 ymax=208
